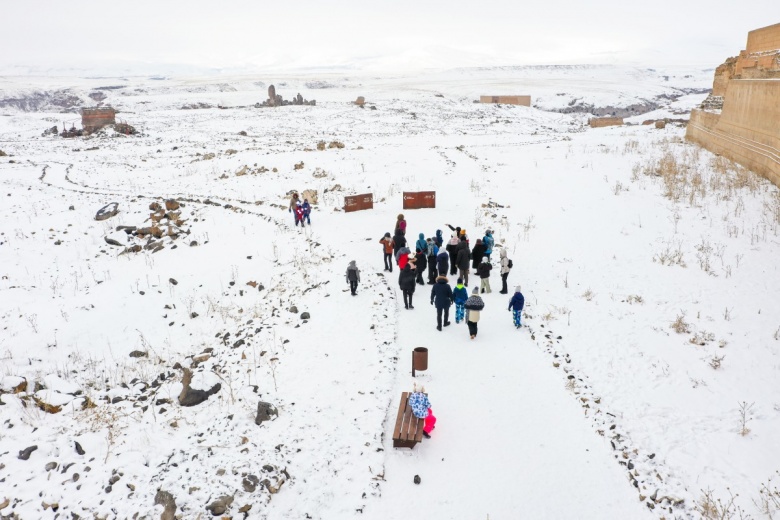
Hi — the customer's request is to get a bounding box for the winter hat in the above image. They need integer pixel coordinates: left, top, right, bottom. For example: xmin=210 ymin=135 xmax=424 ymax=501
xmin=515 ymin=286 xmax=522 ymax=293
xmin=472 ymin=287 xmax=480 ymax=294
xmin=482 ymin=257 xmax=489 ymax=263
xmin=460 ymin=229 xmax=467 ymax=235
xmin=349 ymin=260 xmax=357 ymax=267
xmin=398 ymin=214 xmax=404 ymax=220
xmin=384 ymin=232 xmax=391 ymax=237
xmin=457 ymin=277 xmax=463 ymax=284
xmin=476 ymin=238 xmax=482 ymax=245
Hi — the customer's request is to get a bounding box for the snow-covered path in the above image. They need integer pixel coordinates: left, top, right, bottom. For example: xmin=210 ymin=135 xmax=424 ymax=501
xmin=369 ymin=272 xmax=645 ymax=518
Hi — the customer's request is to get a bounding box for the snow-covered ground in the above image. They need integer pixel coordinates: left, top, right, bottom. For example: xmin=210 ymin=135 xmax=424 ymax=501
xmin=1 ymin=67 xmax=779 ymax=519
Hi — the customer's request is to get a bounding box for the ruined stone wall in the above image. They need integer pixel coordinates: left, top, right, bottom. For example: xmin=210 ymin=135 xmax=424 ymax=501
xmin=589 ymin=117 xmax=623 ymax=128
xmin=479 ymin=95 xmax=531 ymax=106
xmin=686 ymin=80 xmax=780 ymax=187
xmin=746 ymin=23 xmax=780 ymax=54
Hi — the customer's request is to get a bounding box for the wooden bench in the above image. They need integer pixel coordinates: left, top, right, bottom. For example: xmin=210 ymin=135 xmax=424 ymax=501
xmin=392 ymin=392 xmax=426 ymax=449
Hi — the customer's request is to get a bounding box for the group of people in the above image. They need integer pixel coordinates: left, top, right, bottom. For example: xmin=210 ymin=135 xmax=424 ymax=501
xmin=347 ymin=213 xmax=526 ymax=337
xmin=288 ymin=192 xmax=312 ymax=227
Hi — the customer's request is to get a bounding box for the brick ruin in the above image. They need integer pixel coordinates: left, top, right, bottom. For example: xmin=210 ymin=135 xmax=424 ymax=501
xmin=589 ymin=117 xmax=623 ymax=128
xmin=686 ymin=22 xmax=780 ymax=187
xmin=81 ymin=107 xmax=116 ymax=133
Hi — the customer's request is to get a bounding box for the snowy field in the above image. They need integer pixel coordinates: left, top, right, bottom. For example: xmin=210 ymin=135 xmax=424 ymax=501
xmin=1 ymin=66 xmax=779 ymax=519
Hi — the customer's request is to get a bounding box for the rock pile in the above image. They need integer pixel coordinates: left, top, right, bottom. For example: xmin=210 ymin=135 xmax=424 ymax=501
xmin=100 ymin=199 xmax=190 ymax=255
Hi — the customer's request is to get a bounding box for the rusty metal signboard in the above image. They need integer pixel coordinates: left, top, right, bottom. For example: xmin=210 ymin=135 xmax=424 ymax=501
xmin=344 ymin=193 xmax=373 ymax=213
xmin=403 ymin=191 xmax=436 ymax=210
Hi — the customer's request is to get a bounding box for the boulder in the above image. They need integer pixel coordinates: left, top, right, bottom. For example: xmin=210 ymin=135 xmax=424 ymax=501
xmin=301 ymin=189 xmax=318 ymax=204
xmin=164 ymin=199 xmax=180 ymax=211
xmin=300 ymin=312 xmax=310 ymax=320
xmin=255 ymin=401 xmax=278 ymax=425
xmin=95 ymin=202 xmax=119 ymax=221
xmin=104 ymin=236 xmax=123 ymax=247
xmin=154 ymin=489 xmax=177 ymax=520
xmin=655 ymin=120 xmax=666 ymax=129
xmin=206 ymin=495 xmax=233 ymax=516
xmin=18 ymin=445 xmax=38 ymax=460
xmin=178 ymin=368 xmax=221 ymax=407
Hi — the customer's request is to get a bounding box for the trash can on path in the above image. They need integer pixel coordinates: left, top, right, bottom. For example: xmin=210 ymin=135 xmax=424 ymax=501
xmin=412 ymin=347 xmax=428 ymax=377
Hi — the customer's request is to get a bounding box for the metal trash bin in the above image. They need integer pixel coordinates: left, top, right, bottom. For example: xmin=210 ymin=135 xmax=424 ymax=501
xmin=412 ymin=347 xmax=428 ymax=377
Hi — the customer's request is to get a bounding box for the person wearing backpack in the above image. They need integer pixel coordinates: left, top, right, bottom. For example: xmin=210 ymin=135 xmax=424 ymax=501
xmin=426 ymin=238 xmax=438 ymax=284
xmin=379 ymin=232 xmax=395 ymax=272
xmin=346 ymin=260 xmax=361 ymax=296
xmin=452 ymin=278 xmax=468 ymax=324
xmin=499 ymin=249 xmax=512 ymax=294
xmin=508 ymin=286 xmax=525 ymax=328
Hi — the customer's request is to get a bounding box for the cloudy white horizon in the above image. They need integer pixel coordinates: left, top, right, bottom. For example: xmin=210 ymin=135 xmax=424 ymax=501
xmin=2 ymin=0 xmax=776 ymax=76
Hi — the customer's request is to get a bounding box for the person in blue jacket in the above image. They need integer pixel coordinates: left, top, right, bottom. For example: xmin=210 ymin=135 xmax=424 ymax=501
xmin=415 ymin=233 xmax=427 ymax=255
xmin=483 ymin=230 xmax=494 ymax=260
xmin=508 ymin=286 xmax=525 ymax=328
xmin=426 ymin=238 xmax=438 ymax=284
xmin=302 ymin=199 xmax=312 ymax=225
xmin=452 ymin=278 xmax=468 ymax=324
xmin=434 ymin=229 xmax=444 ymax=248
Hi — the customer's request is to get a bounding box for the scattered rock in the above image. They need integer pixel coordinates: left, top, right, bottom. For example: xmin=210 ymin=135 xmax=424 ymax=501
xmin=288 ymin=305 xmax=298 ymax=314
xmin=190 ymin=312 xmax=199 ymax=319
xmin=154 ymin=489 xmax=177 ymax=520
xmin=242 ymin=474 xmax=259 ymax=493
xmin=68 ymin=205 xmax=75 ymax=210
xmin=169 ymin=278 xmax=178 ymax=286
xmin=18 ymin=445 xmax=38 ymax=460
xmin=95 ymin=202 xmax=119 ymax=221
xmin=255 ymin=401 xmax=278 ymax=425
xmin=300 ymin=312 xmax=310 ymax=320
xmin=149 ymin=202 xmax=161 ymax=211
xmin=189 ymin=240 xmax=198 ymax=247
xmin=414 ymin=475 xmax=421 ymax=485
xmin=205 ymin=495 xmax=233 ymax=516
xmin=238 ymin=130 xmax=247 ymax=136
xmin=293 ymin=161 xmax=304 ymax=170
xmin=164 ymin=199 xmax=180 ymax=211
xmin=129 ymin=350 xmax=148 ymax=358
xmin=655 ymin=120 xmax=666 ymax=129
xmin=75 ymin=441 xmax=85 ymax=455
xmin=104 ymin=236 xmax=123 ymax=247
xmin=238 ymin=504 xmax=252 ymax=514
xmin=178 ymin=368 xmax=221 ymax=407
xmin=45 ymin=461 xmax=58 ymax=471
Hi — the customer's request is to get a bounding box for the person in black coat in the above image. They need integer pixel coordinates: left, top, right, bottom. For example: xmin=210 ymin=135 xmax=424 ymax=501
xmin=393 ymin=231 xmax=406 ymax=257
xmin=415 ymin=249 xmax=427 ymax=285
xmin=455 ymin=238 xmax=471 ymax=286
xmin=471 ymin=238 xmax=486 ymax=271
xmin=430 ymin=275 xmax=453 ymax=331
xmin=445 ymin=235 xmax=459 ymax=276
xmin=398 ymin=263 xmax=417 ymax=309
xmin=436 ymin=249 xmax=449 ymax=278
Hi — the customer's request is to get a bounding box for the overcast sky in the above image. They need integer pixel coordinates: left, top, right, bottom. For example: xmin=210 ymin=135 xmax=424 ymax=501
xmin=2 ymin=1 xmax=776 ymax=75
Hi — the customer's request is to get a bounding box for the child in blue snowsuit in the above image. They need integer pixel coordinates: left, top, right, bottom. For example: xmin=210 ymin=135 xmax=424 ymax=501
xmin=302 ymin=199 xmax=312 ymax=225
xmin=452 ymin=278 xmax=468 ymax=324
xmin=508 ymin=286 xmax=525 ymax=328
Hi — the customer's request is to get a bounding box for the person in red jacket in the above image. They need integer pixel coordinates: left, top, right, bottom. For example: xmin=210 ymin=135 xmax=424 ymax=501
xmin=294 ymin=202 xmax=305 ymax=227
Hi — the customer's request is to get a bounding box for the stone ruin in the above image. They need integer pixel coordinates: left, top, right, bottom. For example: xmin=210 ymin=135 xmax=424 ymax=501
xmin=256 ymin=85 xmax=316 ymax=108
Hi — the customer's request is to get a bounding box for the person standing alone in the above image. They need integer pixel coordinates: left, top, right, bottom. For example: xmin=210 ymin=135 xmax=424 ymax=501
xmin=477 ymin=257 xmax=492 ymax=294
xmin=399 ymin=261 xmax=416 ymax=309
xmin=346 ymin=261 xmax=361 ymax=296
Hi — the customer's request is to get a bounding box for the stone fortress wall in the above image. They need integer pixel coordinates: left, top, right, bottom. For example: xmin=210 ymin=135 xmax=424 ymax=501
xmin=686 ymin=23 xmax=780 ymax=187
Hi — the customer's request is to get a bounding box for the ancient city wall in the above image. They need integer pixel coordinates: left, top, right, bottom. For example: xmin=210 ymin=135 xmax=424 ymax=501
xmin=746 ymin=23 xmax=780 ymax=54
xmin=686 ymin=79 xmax=780 ymax=187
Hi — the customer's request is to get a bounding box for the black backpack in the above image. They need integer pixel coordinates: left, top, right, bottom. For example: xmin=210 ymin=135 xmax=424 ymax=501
xmin=507 ymin=259 xmax=513 ymax=269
